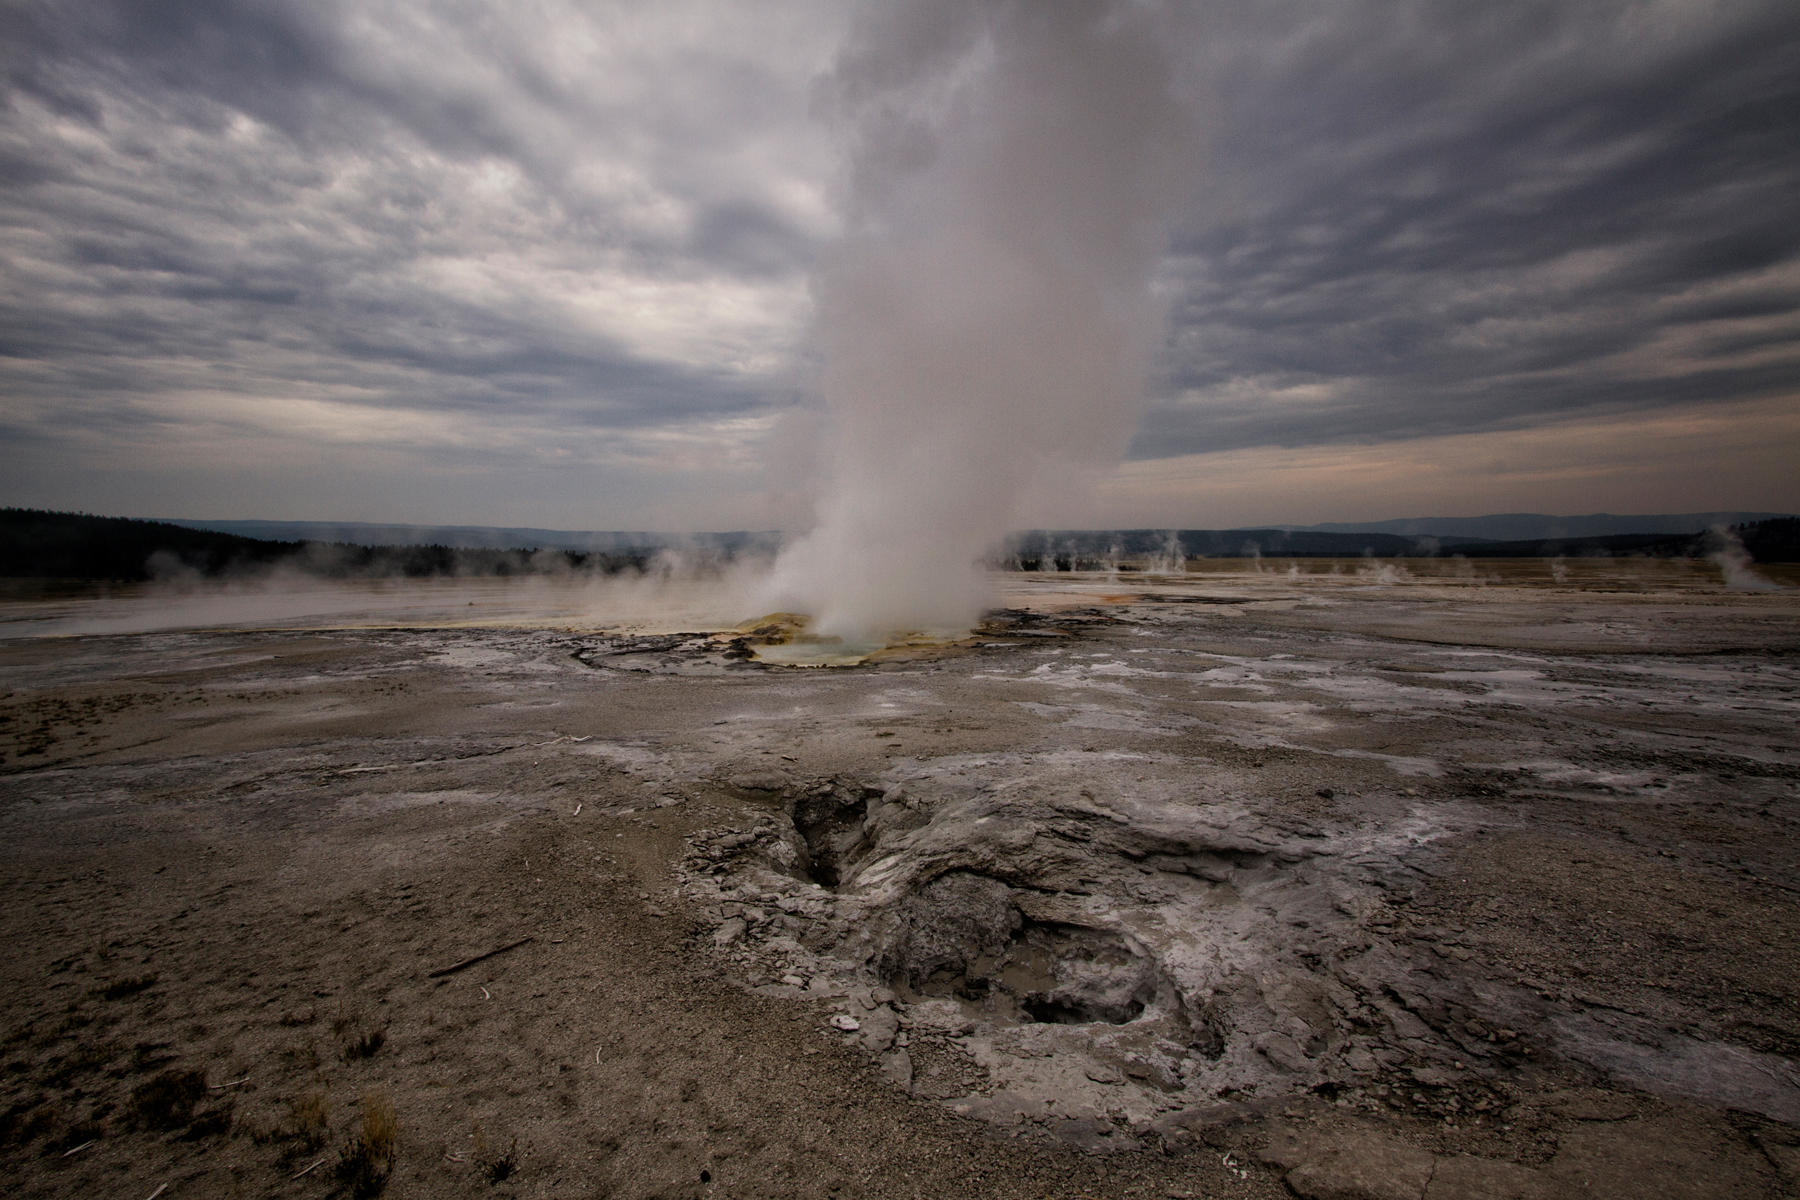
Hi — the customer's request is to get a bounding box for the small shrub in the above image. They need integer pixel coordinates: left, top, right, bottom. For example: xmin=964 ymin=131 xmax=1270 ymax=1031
xmin=238 ymin=1110 xmax=282 ymax=1145
xmin=471 ymin=1122 xmax=523 ymax=1185
xmin=279 ymin=1039 xmax=320 ymax=1071
xmin=130 ymin=1068 xmax=206 ymax=1130
xmin=132 ymin=1041 xmax=176 ymax=1071
xmin=49 ymin=1010 xmax=93 ymax=1039
xmin=182 ymin=1104 xmax=232 ymax=1140
xmin=333 ymin=1006 xmax=387 ymax=1061
xmin=342 ymin=1027 xmax=386 ymax=1060
xmin=97 ymin=974 xmax=157 ymax=1001
xmin=0 ymin=1099 xmax=48 ymax=1145
xmin=44 ymin=1038 xmax=115 ymax=1086
xmin=43 ymin=1115 xmax=102 ymax=1156
xmin=18 ymin=1108 xmax=74 ymax=1151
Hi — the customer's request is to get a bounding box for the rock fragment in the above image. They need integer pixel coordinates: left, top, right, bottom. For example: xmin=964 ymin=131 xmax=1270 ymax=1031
xmin=1258 ymin=1121 xmax=1435 ymax=1200
xmin=882 ymin=1049 xmax=914 ymax=1091
xmin=857 ymin=1005 xmax=901 ymax=1052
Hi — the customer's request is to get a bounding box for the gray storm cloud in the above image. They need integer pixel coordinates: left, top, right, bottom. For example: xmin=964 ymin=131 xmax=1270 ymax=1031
xmin=5 ymin=1 xmax=1792 ymax=530
xmin=765 ymin=0 xmax=1196 ymax=638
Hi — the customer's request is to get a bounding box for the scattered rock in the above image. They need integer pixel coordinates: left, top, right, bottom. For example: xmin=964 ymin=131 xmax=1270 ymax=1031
xmin=723 ymin=769 xmax=791 ymax=793
xmin=1049 ymin=1117 xmax=1117 ymax=1153
xmin=1426 ymin=1155 xmax=1555 ymax=1200
xmin=882 ymin=1048 xmax=914 ymax=1091
xmin=1153 ymin=1099 xmax=1264 ymax=1138
xmin=1288 ymin=1148 xmax=1434 ymax=1199
xmin=1254 ymin=1031 xmax=1311 ymax=1074
xmin=1754 ymin=1134 xmax=1800 ymax=1185
xmin=1259 ymin=1121 xmax=1435 ymax=1200
xmin=1537 ymin=1089 xmax=1636 ymax=1122
xmin=857 ymin=1005 xmax=901 ymax=1052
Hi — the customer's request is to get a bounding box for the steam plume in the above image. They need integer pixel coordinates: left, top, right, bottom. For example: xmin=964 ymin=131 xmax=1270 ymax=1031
xmin=766 ymin=0 xmax=1194 ymax=639
xmin=1709 ymin=526 xmax=1784 ymax=592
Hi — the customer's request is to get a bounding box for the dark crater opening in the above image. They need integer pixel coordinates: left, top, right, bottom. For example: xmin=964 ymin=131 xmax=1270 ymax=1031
xmin=1022 ymin=995 xmax=1108 ymax=1025
xmin=976 ymin=608 xmax=1121 ymax=638
xmin=697 ymin=786 xmax=1226 ymax=1053
xmin=878 ymin=871 xmax=1168 ymax=1027
xmin=789 ymin=782 xmax=879 ymax=890
xmin=572 ymin=633 xmax=763 ymax=674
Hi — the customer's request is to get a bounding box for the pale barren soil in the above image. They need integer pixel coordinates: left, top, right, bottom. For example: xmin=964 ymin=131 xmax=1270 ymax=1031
xmin=1 ymin=561 xmax=1798 ymax=1199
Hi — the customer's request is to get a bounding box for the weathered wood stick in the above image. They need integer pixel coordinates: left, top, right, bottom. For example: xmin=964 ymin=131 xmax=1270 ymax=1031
xmin=427 ymin=936 xmax=534 ymax=978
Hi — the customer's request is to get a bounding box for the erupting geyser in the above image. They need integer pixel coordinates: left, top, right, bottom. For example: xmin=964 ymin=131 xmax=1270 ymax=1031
xmin=764 ymin=0 xmax=1196 ymax=643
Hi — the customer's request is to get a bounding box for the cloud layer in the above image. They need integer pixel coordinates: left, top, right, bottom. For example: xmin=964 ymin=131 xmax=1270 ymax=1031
xmin=1145 ymin=1 xmax=1800 ymax=469
xmin=2 ymin=0 xmax=1797 ymax=526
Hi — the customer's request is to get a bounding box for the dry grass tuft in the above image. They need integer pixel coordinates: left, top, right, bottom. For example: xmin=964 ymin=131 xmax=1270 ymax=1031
xmin=336 ymin=1087 xmax=397 ymax=1198
xmin=341 ymin=1027 xmax=386 ymax=1060
xmin=287 ymin=1087 xmax=330 ymax=1148
xmin=482 ymin=1137 xmax=518 ymax=1180
xmin=332 ymin=1005 xmax=388 ymax=1061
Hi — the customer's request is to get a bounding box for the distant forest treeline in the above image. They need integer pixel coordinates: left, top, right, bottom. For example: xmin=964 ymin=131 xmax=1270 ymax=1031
xmin=1435 ymin=521 xmax=1799 ymax=561
xmin=1005 ymin=519 xmax=1800 ymax=567
xmin=3 ymin=509 xmax=1795 ymax=582
xmin=0 ymin=509 xmax=650 ymax=581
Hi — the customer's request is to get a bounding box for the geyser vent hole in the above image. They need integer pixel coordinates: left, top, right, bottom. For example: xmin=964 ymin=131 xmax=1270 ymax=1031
xmin=789 ymin=785 xmax=878 ymax=891
xmin=1021 ymin=996 xmax=1107 ymax=1025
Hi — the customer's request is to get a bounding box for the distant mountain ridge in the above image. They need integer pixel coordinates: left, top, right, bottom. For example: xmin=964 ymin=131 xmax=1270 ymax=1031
xmin=165 ymin=512 xmax=1795 ymax=551
xmin=8 ymin=509 xmax=1797 ymax=580
xmin=164 ymin=519 xmax=780 ymax=556
xmin=1 ymin=509 xmax=650 ymax=581
xmin=1008 ymin=529 xmax=1430 ymax=560
xmin=1293 ymin=512 xmax=1790 ymax=540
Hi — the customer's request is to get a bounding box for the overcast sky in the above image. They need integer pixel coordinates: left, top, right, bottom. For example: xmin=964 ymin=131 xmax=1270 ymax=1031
xmin=3 ymin=0 xmax=1797 ymax=530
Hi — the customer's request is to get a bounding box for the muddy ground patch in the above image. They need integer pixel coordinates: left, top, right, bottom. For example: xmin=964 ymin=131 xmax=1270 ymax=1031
xmin=2 ymin=570 xmax=1799 ymax=1197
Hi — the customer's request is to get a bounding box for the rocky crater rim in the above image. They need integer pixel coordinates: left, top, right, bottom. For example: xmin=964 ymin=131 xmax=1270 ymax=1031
xmin=570 ymin=608 xmax=1124 ymax=672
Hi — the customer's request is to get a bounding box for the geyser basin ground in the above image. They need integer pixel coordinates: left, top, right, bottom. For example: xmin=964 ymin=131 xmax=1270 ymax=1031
xmin=2 ymin=562 xmax=1798 ymax=1198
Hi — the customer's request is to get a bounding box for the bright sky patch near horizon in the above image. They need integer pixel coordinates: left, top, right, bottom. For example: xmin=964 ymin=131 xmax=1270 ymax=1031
xmin=2 ymin=0 xmax=1797 ymax=531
